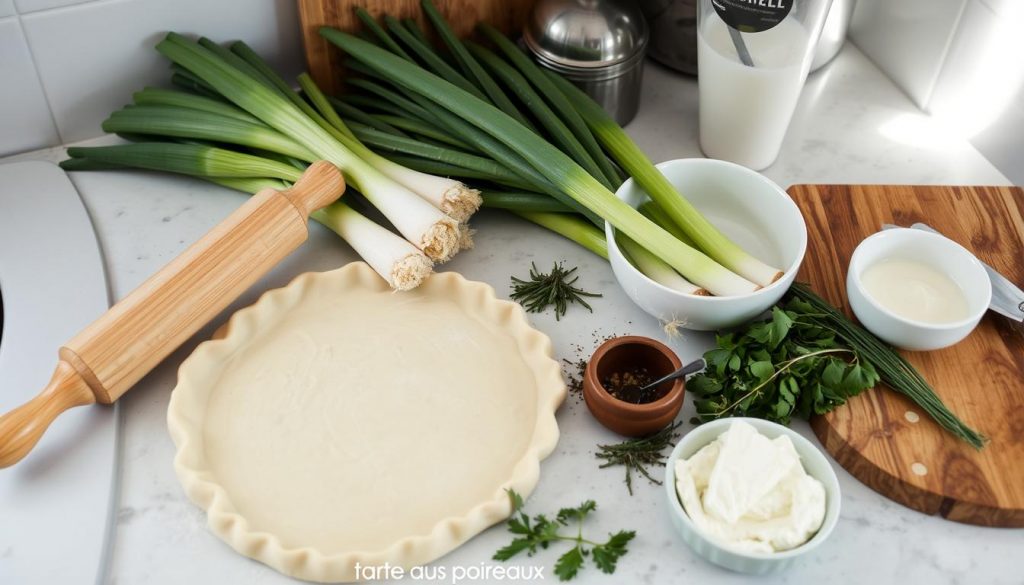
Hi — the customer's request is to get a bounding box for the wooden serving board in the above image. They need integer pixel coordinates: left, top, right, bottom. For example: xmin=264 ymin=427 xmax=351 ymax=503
xmin=298 ymin=0 xmax=538 ymax=95
xmin=788 ymin=184 xmax=1024 ymax=527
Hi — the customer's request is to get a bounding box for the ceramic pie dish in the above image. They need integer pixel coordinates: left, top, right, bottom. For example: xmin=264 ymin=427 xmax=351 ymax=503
xmin=167 ymin=262 xmax=565 ymax=582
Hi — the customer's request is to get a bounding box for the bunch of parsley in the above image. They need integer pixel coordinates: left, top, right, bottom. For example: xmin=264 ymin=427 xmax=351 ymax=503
xmin=493 ymin=490 xmax=635 ymax=581
xmin=688 ymin=297 xmax=880 ymax=425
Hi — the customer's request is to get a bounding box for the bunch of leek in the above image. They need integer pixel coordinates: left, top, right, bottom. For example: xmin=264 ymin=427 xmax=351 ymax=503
xmin=61 ymin=36 xmax=485 ymax=290
xmin=64 ymin=142 xmax=433 ymax=290
xmin=316 ymin=1 xmax=783 ymax=297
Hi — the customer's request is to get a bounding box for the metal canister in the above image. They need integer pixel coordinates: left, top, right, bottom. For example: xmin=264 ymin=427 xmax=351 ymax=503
xmin=640 ymin=0 xmax=698 ymax=75
xmin=523 ymin=0 xmax=649 ymax=126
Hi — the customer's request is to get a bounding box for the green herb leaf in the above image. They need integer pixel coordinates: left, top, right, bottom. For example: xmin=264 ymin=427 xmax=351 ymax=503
xmin=554 ymin=547 xmax=585 ymax=581
xmin=507 ymin=487 xmax=525 ymax=513
xmin=749 ymin=360 xmax=774 ymax=382
xmin=769 ymin=307 xmax=794 ymax=348
xmin=556 ymin=500 xmax=596 ymax=524
xmin=493 ymin=537 xmax=534 ymax=561
xmin=592 ymin=531 xmax=636 ymax=574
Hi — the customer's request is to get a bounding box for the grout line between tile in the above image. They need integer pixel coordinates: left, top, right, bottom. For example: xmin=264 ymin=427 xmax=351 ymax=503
xmin=14 ymin=12 xmax=65 ymax=145
xmin=14 ymin=0 xmax=108 ymax=17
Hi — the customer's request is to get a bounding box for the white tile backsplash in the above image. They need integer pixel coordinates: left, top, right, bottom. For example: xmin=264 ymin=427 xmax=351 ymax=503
xmin=929 ymin=0 xmax=1024 ymax=185
xmin=977 ymin=0 xmax=1013 ymax=15
xmin=20 ymin=0 xmax=303 ymax=143
xmin=14 ymin=0 xmax=94 ymax=15
xmin=0 ymin=0 xmax=1020 ymax=184
xmin=0 ymin=17 xmax=61 ymax=156
xmin=929 ymin=0 xmax=1023 ymax=128
xmin=849 ymin=0 xmax=968 ymax=108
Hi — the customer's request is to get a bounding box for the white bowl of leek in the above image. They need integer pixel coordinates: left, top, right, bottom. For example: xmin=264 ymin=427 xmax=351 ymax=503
xmin=606 ymin=159 xmax=807 ymax=331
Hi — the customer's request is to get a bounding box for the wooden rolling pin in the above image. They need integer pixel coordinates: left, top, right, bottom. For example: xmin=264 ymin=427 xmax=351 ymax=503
xmin=0 ymin=161 xmax=344 ymax=468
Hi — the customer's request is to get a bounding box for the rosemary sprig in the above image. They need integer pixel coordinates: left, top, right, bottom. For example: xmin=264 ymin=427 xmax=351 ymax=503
xmin=510 ymin=262 xmax=601 ymax=320
xmin=595 ymin=421 xmax=683 ymax=495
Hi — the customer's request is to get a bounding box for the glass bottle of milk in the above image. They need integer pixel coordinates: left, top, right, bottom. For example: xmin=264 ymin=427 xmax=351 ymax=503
xmin=697 ymin=0 xmax=833 ymax=170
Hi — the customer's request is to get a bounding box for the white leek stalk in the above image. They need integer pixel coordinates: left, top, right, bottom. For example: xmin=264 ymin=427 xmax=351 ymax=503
xmin=353 ymin=167 xmax=461 ymax=261
xmin=297 ymin=73 xmax=481 ymax=222
xmin=313 ymin=201 xmax=433 ymax=290
xmin=368 ymin=156 xmax=481 ymax=222
xmin=617 ymin=234 xmax=706 ymax=296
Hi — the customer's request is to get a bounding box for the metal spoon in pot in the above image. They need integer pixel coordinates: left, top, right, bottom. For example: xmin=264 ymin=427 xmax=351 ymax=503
xmin=638 ymin=358 xmax=706 ymax=393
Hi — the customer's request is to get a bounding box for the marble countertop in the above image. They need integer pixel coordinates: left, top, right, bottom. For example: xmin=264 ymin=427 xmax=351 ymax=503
xmin=5 ymin=44 xmax=1021 ymax=584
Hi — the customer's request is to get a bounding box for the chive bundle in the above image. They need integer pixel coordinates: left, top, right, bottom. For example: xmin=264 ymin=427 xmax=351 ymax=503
xmin=788 ymin=284 xmax=985 ymax=448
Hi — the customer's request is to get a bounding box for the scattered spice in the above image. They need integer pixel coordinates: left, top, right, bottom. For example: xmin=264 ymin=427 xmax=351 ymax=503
xmin=510 ymin=262 xmax=601 ymax=320
xmin=595 ymin=421 xmax=683 ymax=495
xmin=563 ymin=358 xmax=587 ymax=396
xmin=601 ymin=366 xmax=663 ymax=404
xmin=560 ymin=331 xmax=631 ymax=404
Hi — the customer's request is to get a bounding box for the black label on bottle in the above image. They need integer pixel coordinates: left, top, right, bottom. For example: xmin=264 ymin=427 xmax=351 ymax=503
xmin=712 ymin=0 xmax=793 ymax=33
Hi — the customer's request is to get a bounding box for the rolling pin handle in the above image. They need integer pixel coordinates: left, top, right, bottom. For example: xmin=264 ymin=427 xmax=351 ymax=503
xmin=280 ymin=161 xmax=345 ymax=217
xmin=0 ymin=360 xmax=97 ymax=468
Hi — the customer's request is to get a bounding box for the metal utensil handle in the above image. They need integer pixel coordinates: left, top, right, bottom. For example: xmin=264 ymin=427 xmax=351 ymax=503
xmin=728 ymin=27 xmax=755 ymax=67
xmin=909 ymin=222 xmax=1024 ymax=322
xmin=641 ymin=358 xmax=706 ymax=392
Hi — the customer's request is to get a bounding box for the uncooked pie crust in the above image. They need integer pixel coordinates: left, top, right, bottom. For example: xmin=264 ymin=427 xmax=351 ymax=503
xmin=168 ymin=263 xmax=565 ymax=582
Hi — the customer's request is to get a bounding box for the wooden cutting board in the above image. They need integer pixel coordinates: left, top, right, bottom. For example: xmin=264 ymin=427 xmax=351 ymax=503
xmin=298 ymin=0 xmax=538 ymax=95
xmin=788 ymin=184 xmax=1024 ymax=527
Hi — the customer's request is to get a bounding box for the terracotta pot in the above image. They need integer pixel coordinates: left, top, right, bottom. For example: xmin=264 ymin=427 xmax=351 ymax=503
xmin=583 ymin=335 xmax=685 ymax=437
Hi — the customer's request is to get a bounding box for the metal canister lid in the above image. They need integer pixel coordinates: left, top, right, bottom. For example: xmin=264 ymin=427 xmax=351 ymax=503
xmin=524 ymin=0 xmax=649 ymax=80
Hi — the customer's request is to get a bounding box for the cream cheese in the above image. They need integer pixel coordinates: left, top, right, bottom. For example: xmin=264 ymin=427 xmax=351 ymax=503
xmin=674 ymin=421 xmax=826 ymax=554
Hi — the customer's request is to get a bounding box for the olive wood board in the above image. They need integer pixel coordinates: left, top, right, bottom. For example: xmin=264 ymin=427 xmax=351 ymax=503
xmin=788 ymin=184 xmax=1024 ymax=527
xmin=298 ymin=0 xmax=538 ymax=96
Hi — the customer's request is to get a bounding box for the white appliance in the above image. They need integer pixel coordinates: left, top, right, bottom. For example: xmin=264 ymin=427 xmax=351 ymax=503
xmin=0 ymin=161 xmax=119 ymax=584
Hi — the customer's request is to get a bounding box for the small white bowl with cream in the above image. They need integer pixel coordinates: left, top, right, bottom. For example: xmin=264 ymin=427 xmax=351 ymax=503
xmin=846 ymin=229 xmax=991 ymax=351
xmin=664 ymin=418 xmax=840 ymax=574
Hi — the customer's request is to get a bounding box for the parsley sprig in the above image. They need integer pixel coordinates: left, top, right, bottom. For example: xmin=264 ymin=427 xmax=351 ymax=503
xmin=494 ymin=490 xmax=635 ymax=581
xmin=688 ymin=301 xmax=880 ymax=424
